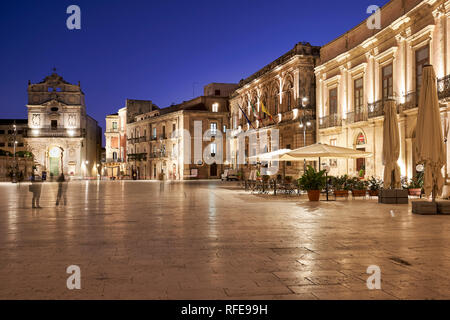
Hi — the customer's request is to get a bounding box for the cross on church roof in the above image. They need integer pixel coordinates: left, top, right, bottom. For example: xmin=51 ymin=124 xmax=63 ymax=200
xmin=52 ymin=67 xmax=57 ymax=73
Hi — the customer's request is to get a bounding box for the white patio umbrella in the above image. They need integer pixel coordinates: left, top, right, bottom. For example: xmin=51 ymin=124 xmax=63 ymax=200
xmin=248 ymin=149 xmax=292 ymax=161
xmin=279 ymin=143 xmax=372 ymax=163
xmin=382 ymin=99 xmax=401 ymax=189
xmin=415 ymin=64 xmax=445 ymax=201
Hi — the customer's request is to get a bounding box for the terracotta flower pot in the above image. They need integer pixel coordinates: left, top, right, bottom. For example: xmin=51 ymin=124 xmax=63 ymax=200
xmin=408 ymin=188 xmax=422 ymax=196
xmin=334 ymin=190 xmax=349 ymax=197
xmin=352 ymin=189 xmax=367 ymax=197
xmin=307 ymin=190 xmax=321 ymax=201
xmin=368 ymin=190 xmax=379 ymax=197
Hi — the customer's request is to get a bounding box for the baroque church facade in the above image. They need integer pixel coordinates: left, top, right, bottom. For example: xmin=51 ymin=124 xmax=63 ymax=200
xmin=24 ymin=72 xmax=102 ymax=178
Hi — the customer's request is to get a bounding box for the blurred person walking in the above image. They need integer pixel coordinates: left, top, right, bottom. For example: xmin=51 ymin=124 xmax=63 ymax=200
xmin=56 ymin=173 xmax=68 ymax=206
xmin=29 ymin=174 xmax=42 ymax=209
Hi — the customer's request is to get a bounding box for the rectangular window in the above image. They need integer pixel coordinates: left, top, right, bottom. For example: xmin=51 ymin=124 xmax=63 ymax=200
xmin=152 ymin=127 xmax=156 ymax=138
xmin=112 ymin=122 xmax=118 ymax=130
xmin=329 ymin=88 xmax=338 ymax=115
xmin=51 ymin=120 xmax=58 ymax=129
xmin=354 ymin=78 xmax=364 ymax=112
xmin=212 ymin=103 xmax=219 ymax=112
xmin=416 ymin=45 xmax=430 ymax=98
xmin=0 ymin=130 xmax=4 ymax=134
xmin=223 ymin=125 xmax=226 ymax=133
xmin=215 ymin=90 xmax=221 ymax=96
xmin=172 ymin=123 xmax=176 ymax=132
xmin=382 ymin=64 xmax=393 ymax=100
xmin=211 ymin=143 xmax=217 ymax=155
xmin=211 ymin=122 xmax=217 ymax=135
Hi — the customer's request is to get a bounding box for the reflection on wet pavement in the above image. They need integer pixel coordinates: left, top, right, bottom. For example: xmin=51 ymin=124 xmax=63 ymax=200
xmin=1 ymin=180 xmax=450 ymax=299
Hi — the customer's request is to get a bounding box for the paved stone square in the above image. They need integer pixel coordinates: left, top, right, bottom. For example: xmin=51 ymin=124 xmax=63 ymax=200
xmin=1 ymin=180 xmax=450 ymax=300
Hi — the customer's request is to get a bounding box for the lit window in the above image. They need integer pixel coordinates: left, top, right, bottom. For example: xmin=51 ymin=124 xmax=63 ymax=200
xmin=211 ymin=143 xmax=217 ymax=155
xmin=211 ymin=123 xmax=217 ymax=135
xmin=212 ymin=103 xmax=219 ymax=112
xmin=112 ymin=122 xmax=118 ymax=130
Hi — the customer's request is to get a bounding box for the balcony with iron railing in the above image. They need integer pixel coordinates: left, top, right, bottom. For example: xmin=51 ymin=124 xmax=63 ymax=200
xmin=319 ymin=114 xmax=342 ymax=129
xmin=438 ymin=74 xmax=450 ymax=101
xmin=367 ymin=100 xmax=386 ymax=119
xmin=399 ymin=92 xmax=418 ymax=111
xmin=105 ymin=158 xmax=124 ymax=164
xmin=24 ymin=127 xmax=85 ymax=138
xmin=149 ymin=151 xmax=173 ymax=159
xmin=346 ymin=107 xmax=367 ymax=124
xmin=127 ymin=153 xmax=147 ymax=161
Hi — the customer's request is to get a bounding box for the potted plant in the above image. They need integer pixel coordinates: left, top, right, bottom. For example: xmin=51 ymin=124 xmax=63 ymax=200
xmin=407 ymin=172 xmax=424 ymax=196
xmin=298 ymin=165 xmax=326 ymax=201
xmin=368 ymin=176 xmax=383 ymax=196
xmin=349 ymin=177 xmax=368 ymax=197
xmin=331 ymin=175 xmax=350 ymax=197
xmin=358 ymin=164 xmax=366 ymax=178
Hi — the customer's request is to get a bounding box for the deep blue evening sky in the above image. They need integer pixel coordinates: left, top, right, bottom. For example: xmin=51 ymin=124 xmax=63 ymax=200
xmin=0 ymin=0 xmax=389 ymax=130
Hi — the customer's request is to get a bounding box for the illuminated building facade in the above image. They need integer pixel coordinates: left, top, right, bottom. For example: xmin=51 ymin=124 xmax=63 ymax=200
xmin=24 ymin=72 xmax=102 ymax=178
xmin=315 ymin=0 xmax=450 ymax=179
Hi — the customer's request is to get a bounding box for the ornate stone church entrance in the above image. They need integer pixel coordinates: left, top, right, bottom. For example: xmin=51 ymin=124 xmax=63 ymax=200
xmin=48 ymin=147 xmax=62 ymax=177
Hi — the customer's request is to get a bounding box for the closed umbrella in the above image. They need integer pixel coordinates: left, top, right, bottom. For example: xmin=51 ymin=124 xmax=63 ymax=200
xmin=382 ymin=99 xmax=401 ymax=189
xmin=415 ymin=64 xmax=445 ymax=201
xmin=279 ymin=143 xmax=372 ymax=161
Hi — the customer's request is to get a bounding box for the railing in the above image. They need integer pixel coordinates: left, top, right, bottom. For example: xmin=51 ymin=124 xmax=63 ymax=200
xmin=346 ymin=108 xmax=367 ymax=123
xmin=319 ymin=114 xmax=342 ymax=129
xmin=24 ymin=127 xmax=85 ymax=138
xmin=160 ymin=134 xmax=167 ymax=140
xmin=138 ymin=136 xmax=147 ymax=143
xmin=400 ymin=92 xmax=418 ymax=111
xmin=149 ymin=152 xmax=172 ymax=159
xmin=150 ymin=136 xmax=157 ymax=141
xmin=105 ymin=158 xmax=124 ymax=163
xmin=127 ymin=153 xmax=147 ymax=161
xmin=438 ymin=74 xmax=450 ymax=101
xmin=367 ymin=100 xmax=385 ymax=118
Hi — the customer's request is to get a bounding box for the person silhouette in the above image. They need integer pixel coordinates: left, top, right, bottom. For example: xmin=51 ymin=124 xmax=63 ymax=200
xmin=29 ymin=174 xmax=42 ymax=209
xmin=56 ymin=173 xmax=68 ymax=206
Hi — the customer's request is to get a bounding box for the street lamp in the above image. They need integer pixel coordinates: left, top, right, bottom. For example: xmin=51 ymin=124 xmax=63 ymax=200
xmin=11 ymin=123 xmax=17 ymax=183
xmin=299 ymin=117 xmax=312 ymax=172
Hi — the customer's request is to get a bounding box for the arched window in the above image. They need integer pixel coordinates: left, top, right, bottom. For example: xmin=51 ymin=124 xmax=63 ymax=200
xmin=356 ymin=132 xmax=366 ymax=146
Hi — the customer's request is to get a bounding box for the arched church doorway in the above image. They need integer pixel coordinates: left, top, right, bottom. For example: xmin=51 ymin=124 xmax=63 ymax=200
xmin=48 ymin=147 xmax=63 ymax=177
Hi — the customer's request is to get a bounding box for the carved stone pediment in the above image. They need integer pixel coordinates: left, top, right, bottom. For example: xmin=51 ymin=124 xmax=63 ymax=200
xmin=42 ymin=99 xmax=67 ymax=107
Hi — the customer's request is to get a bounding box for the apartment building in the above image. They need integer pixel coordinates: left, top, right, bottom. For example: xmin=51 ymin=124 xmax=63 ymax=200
xmin=126 ymin=84 xmax=232 ymax=180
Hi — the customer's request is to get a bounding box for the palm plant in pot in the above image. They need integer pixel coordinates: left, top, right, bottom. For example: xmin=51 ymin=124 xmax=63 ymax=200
xmin=349 ymin=177 xmax=368 ymax=197
xmin=298 ymin=165 xmax=326 ymax=201
xmin=367 ymin=176 xmax=383 ymax=196
xmin=407 ymin=172 xmax=424 ymax=196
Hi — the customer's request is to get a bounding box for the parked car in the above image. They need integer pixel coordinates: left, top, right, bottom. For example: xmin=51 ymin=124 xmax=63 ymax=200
xmin=221 ymin=169 xmax=239 ymax=181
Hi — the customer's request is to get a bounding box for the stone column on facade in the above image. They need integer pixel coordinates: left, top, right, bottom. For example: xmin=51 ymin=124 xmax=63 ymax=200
xmin=433 ymin=7 xmax=445 ymax=78
xmin=395 ymin=34 xmax=407 ymax=101
xmin=339 ymin=66 xmax=347 ymax=120
xmin=398 ymin=118 xmax=407 ymax=177
xmin=293 ymin=69 xmax=300 ymax=103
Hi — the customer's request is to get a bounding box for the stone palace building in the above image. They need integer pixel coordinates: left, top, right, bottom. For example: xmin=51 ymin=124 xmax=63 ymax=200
xmin=315 ymin=0 xmax=450 ymax=180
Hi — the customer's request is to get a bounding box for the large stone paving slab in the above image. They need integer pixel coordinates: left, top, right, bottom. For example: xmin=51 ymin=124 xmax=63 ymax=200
xmin=1 ymin=180 xmax=450 ymax=299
